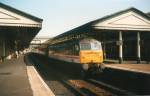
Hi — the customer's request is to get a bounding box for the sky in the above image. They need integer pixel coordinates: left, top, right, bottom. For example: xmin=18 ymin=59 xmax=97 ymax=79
xmin=0 ymin=0 xmax=150 ymax=37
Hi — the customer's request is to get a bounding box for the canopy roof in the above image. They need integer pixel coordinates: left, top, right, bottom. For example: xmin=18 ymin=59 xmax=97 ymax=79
xmin=0 ymin=2 xmax=42 ymax=27
xmin=51 ymin=7 xmax=150 ymax=44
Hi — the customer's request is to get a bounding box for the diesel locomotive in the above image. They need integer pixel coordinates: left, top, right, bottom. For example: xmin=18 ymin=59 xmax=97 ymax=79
xmin=48 ymin=38 xmax=104 ymax=76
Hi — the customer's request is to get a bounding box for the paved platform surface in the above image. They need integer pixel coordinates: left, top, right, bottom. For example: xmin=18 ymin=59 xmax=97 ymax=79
xmin=105 ymin=64 xmax=150 ymax=75
xmin=0 ymin=57 xmax=33 ymax=96
xmin=104 ymin=59 xmax=148 ymax=64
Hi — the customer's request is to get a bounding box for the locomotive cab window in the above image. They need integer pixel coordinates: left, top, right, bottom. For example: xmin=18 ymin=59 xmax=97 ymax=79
xmin=80 ymin=42 xmax=102 ymax=50
xmin=80 ymin=43 xmax=91 ymax=50
xmin=91 ymin=42 xmax=102 ymax=50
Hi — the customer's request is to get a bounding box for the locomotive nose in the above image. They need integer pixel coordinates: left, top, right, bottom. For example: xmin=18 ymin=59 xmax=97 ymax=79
xmin=80 ymin=50 xmax=103 ymax=64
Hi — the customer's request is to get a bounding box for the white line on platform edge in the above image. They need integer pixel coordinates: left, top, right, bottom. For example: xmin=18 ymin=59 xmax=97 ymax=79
xmin=27 ymin=66 xmax=55 ymax=96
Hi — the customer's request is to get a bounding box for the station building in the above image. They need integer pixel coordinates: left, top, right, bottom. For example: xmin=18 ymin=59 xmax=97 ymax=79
xmin=29 ymin=37 xmax=50 ymax=51
xmin=50 ymin=7 xmax=150 ymax=63
xmin=0 ymin=3 xmax=43 ymax=61
xmin=31 ymin=37 xmax=50 ymax=46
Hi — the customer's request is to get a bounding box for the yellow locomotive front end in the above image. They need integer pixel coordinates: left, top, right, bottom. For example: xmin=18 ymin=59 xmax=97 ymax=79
xmin=80 ymin=50 xmax=103 ymax=64
xmin=79 ymin=39 xmax=103 ymax=64
xmin=79 ymin=39 xmax=104 ymax=77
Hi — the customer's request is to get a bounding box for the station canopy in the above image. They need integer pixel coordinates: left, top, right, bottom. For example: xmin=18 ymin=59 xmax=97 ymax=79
xmin=51 ymin=7 xmax=150 ymax=44
xmin=0 ymin=2 xmax=43 ymax=48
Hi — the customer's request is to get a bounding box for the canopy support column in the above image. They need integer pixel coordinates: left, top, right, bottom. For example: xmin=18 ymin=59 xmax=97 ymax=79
xmin=119 ymin=31 xmax=123 ymax=64
xmin=2 ymin=38 xmax=6 ymax=62
xmin=137 ymin=32 xmax=141 ymax=64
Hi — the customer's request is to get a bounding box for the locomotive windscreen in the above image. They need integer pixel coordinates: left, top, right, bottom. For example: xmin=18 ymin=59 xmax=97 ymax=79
xmin=80 ymin=39 xmax=102 ymax=50
xmin=80 ymin=43 xmax=91 ymax=50
xmin=91 ymin=42 xmax=102 ymax=50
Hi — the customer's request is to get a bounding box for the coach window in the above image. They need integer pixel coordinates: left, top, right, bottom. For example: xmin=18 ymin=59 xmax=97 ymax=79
xmin=74 ymin=44 xmax=79 ymax=55
xmin=75 ymin=44 xmax=79 ymax=51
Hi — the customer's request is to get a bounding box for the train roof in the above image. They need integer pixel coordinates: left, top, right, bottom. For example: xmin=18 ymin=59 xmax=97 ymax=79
xmin=0 ymin=3 xmax=43 ymax=22
xmin=80 ymin=38 xmax=101 ymax=43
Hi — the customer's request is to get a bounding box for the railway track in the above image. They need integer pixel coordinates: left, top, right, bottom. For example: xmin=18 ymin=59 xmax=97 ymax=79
xmin=26 ymin=53 xmax=135 ymax=96
xmin=62 ymin=78 xmax=135 ymax=96
xmin=87 ymin=79 xmax=135 ymax=95
xmin=62 ymin=79 xmax=115 ymax=96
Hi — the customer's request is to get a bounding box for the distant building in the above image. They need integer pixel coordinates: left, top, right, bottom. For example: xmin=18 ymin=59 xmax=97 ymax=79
xmin=30 ymin=36 xmax=50 ymax=48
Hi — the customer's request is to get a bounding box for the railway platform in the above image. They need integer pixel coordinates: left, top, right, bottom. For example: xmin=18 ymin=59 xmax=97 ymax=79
xmin=0 ymin=56 xmax=32 ymax=96
xmin=104 ymin=59 xmax=150 ymax=75
xmin=0 ymin=55 xmax=54 ymax=96
xmin=100 ymin=62 xmax=150 ymax=95
xmin=104 ymin=64 xmax=150 ymax=75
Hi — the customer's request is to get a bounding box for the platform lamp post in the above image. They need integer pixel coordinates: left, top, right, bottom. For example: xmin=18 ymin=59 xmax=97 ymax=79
xmin=137 ymin=32 xmax=141 ymax=64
